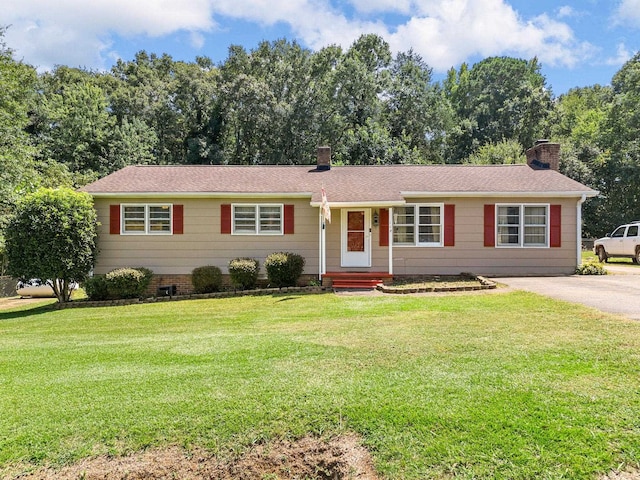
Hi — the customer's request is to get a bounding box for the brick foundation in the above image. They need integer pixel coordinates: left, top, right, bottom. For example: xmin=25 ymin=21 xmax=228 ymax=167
xmin=147 ymin=273 xmax=320 ymax=296
xmin=148 ymin=274 xmax=193 ymax=296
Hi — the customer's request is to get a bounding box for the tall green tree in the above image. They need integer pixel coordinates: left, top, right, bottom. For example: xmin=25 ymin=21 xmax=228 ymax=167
xmin=445 ymin=57 xmax=553 ymax=162
xmin=5 ymin=188 xmax=98 ymax=303
xmin=550 ymin=86 xmax=612 ymax=236
xmin=37 ymin=79 xmax=114 ymax=175
xmin=595 ymin=52 xmax=640 ymax=233
xmin=175 ymin=57 xmax=221 ymax=164
xmin=110 ymin=52 xmax=185 ymax=164
xmin=329 ymin=34 xmax=393 ymax=164
xmin=0 ymin=27 xmax=39 ymax=260
xmin=385 ymin=50 xmax=451 ymax=164
xmin=219 ymin=40 xmax=332 ymax=164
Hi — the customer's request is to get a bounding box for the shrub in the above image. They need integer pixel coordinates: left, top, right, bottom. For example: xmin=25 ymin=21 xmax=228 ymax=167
xmin=228 ymin=258 xmax=259 ymax=290
xmin=84 ymin=275 xmax=109 ymax=301
xmin=265 ymin=252 xmax=306 ymax=288
xmin=191 ymin=265 xmax=223 ymax=293
xmin=4 ymin=187 xmax=98 ymax=303
xmin=575 ymin=262 xmax=608 ymax=275
xmin=105 ymin=268 xmax=146 ymax=299
xmin=135 ymin=267 xmax=154 ymax=293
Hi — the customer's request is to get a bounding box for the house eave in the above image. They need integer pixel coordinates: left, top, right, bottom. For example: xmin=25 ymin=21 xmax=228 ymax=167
xmin=87 ymin=192 xmax=314 ymax=199
xmin=400 ymin=190 xmax=599 ymax=198
xmin=309 ymin=201 xmax=406 ymax=208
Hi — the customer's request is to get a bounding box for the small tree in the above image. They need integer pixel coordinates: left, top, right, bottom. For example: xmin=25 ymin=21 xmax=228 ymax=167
xmin=5 ymin=187 xmax=98 ymax=302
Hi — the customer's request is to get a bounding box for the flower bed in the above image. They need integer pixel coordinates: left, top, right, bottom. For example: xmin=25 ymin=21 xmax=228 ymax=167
xmin=378 ymin=274 xmax=496 ymax=294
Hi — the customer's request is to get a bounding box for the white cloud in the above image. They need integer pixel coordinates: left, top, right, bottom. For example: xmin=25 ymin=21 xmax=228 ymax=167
xmin=2 ymin=0 xmax=594 ymax=73
xmin=613 ymin=0 xmax=640 ymax=27
xmin=605 ymin=42 xmax=632 ymax=66
xmin=348 ymin=0 xmax=412 ymax=14
xmin=557 ymin=6 xmax=574 ymax=18
xmin=189 ymin=32 xmax=206 ymax=50
xmin=386 ymin=1 xmax=593 ymax=71
xmin=3 ymin=0 xmax=215 ymax=69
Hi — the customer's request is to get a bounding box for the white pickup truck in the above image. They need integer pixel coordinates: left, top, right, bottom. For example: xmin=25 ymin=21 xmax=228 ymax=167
xmin=594 ymin=221 xmax=640 ymax=263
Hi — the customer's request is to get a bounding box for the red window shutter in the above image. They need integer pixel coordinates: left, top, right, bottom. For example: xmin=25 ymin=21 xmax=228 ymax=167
xmin=110 ymin=205 xmax=120 ymax=234
xmin=484 ymin=204 xmax=495 ymax=247
xmin=284 ymin=205 xmax=295 ymax=234
xmin=221 ymin=204 xmax=231 ymax=234
xmin=550 ymin=204 xmax=561 ymax=247
xmin=379 ymin=208 xmax=389 ymax=246
xmin=173 ymin=204 xmax=184 ymax=234
xmin=444 ymin=204 xmax=455 ymax=247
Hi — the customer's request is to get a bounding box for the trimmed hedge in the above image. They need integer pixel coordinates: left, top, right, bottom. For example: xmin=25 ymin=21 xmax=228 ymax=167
xmin=191 ymin=265 xmax=223 ymax=293
xmin=135 ymin=267 xmax=154 ymax=293
xmin=265 ymin=252 xmax=305 ymax=288
xmin=106 ymin=268 xmax=145 ymax=299
xmin=228 ymin=258 xmax=259 ymax=290
xmin=83 ymin=275 xmax=110 ymax=301
xmin=85 ymin=267 xmax=155 ymax=300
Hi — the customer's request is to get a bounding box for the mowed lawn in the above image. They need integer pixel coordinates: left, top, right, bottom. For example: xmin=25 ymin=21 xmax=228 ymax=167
xmin=1 ymin=292 xmax=640 ymax=479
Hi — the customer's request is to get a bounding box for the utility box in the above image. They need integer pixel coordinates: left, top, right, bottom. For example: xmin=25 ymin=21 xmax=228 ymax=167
xmin=157 ymin=285 xmax=177 ymax=297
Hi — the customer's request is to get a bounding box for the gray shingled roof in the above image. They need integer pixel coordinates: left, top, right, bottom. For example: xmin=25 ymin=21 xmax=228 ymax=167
xmin=81 ymin=164 xmax=597 ymax=204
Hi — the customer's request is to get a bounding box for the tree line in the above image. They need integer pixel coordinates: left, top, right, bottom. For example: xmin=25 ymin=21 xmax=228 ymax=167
xmin=1 ymin=27 xmax=640 ymax=253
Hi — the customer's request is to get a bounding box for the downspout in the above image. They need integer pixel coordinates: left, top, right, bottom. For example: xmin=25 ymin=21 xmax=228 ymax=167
xmin=577 ymin=194 xmax=586 ymax=267
xmin=388 ymin=207 xmax=393 ymax=275
xmin=318 ymin=211 xmax=323 ymax=281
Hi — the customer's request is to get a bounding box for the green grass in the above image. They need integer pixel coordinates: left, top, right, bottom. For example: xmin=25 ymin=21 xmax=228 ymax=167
xmin=1 ymin=292 xmax=640 ymax=479
xmin=582 ymin=249 xmax=635 ymax=265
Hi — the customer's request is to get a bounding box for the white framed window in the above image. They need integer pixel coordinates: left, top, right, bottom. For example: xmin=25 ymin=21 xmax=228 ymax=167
xmin=393 ymin=204 xmax=443 ymax=247
xmin=497 ymin=204 xmax=548 ymax=247
xmin=122 ymin=204 xmax=172 ymax=235
xmin=232 ymin=204 xmax=283 ymax=235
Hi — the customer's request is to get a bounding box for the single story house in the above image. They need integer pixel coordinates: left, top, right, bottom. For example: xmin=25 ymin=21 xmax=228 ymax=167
xmin=81 ymin=141 xmax=598 ymax=292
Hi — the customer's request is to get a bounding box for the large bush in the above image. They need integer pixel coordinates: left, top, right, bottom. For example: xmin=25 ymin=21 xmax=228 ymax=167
xmin=135 ymin=267 xmax=154 ymax=293
xmin=265 ymin=252 xmax=305 ymax=288
xmin=5 ymin=187 xmax=98 ymax=302
xmin=191 ymin=265 xmax=222 ymax=293
xmin=83 ymin=275 xmax=109 ymax=301
xmin=105 ymin=268 xmax=146 ymax=299
xmin=228 ymin=258 xmax=259 ymax=290
xmin=84 ymin=267 xmax=154 ymax=301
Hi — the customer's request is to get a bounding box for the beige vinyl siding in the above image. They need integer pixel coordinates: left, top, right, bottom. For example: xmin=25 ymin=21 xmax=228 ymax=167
xmin=93 ymin=197 xmax=319 ymax=276
xmin=94 ymin=195 xmax=581 ymax=278
xmin=390 ymin=197 xmax=578 ymax=276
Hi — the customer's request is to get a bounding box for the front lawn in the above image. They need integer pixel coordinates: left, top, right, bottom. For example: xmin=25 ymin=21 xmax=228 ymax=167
xmin=1 ymin=292 xmax=639 ymax=479
xmin=582 ymin=250 xmax=635 ymax=265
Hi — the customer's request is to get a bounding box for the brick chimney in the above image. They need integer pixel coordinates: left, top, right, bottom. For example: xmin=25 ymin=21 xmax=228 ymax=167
xmin=317 ymin=146 xmax=331 ymax=171
xmin=526 ymin=140 xmax=560 ymax=171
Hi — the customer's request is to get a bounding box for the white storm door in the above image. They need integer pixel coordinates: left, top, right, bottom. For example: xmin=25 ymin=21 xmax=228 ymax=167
xmin=341 ymin=209 xmax=371 ymax=267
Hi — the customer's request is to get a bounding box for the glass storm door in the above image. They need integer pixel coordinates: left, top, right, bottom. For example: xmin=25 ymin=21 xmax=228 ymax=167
xmin=341 ymin=209 xmax=371 ymax=267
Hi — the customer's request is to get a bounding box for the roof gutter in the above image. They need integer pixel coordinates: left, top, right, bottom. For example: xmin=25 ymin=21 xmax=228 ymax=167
xmin=86 ymin=192 xmax=314 ymax=199
xmin=400 ymin=190 xmax=599 ymax=198
xmin=309 ymin=201 xmax=405 ymax=208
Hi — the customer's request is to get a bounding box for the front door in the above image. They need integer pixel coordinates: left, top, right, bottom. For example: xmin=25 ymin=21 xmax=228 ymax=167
xmin=341 ymin=209 xmax=371 ymax=267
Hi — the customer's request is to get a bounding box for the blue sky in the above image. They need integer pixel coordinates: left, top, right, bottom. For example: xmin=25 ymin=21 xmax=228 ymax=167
xmin=4 ymin=0 xmax=639 ymax=95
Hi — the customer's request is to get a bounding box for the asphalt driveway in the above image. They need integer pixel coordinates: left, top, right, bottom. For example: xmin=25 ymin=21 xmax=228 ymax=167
xmin=497 ymin=264 xmax=640 ymax=320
